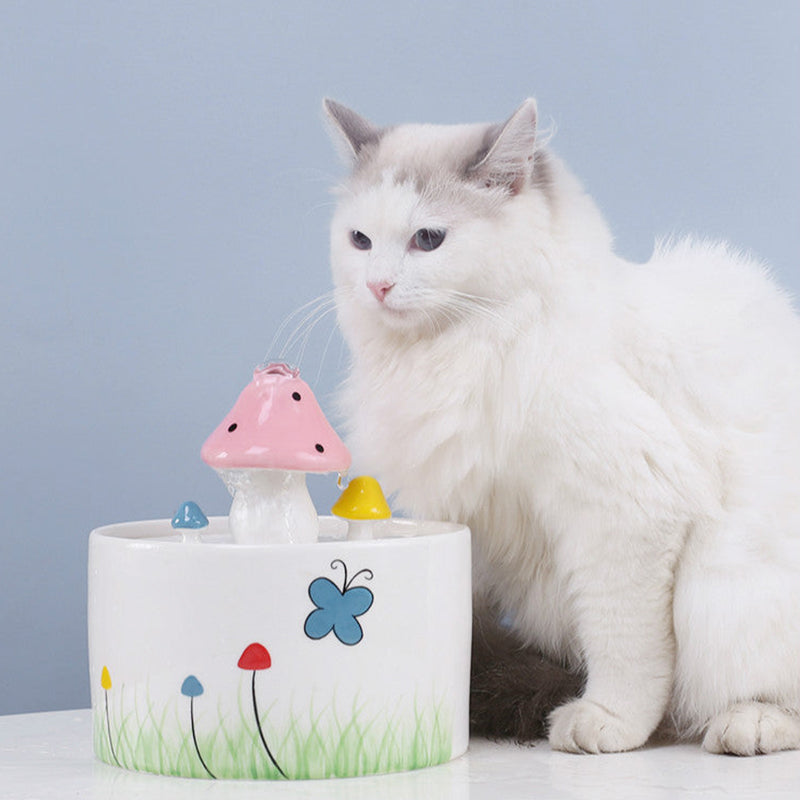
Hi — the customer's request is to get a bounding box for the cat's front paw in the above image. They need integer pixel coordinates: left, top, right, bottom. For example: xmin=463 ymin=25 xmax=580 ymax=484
xmin=548 ymin=699 xmax=650 ymax=754
xmin=703 ymin=703 xmax=800 ymax=756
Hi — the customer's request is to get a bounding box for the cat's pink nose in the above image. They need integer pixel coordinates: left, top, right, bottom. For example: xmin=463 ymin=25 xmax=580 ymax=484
xmin=367 ymin=281 xmax=395 ymax=303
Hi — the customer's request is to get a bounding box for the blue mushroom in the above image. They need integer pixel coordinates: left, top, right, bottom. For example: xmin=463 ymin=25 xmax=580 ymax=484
xmin=181 ymin=674 xmax=204 ymax=698
xmin=171 ymin=501 xmax=209 ymax=530
xmin=180 ymin=674 xmax=215 ymax=778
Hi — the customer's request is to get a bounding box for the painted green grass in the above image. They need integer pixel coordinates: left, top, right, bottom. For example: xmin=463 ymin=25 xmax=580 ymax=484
xmin=93 ymin=680 xmax=453 ymax=780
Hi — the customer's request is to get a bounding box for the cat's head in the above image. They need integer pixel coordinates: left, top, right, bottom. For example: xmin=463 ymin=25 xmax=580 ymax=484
xmin=325 ymin=99 xmax=555 ymax=343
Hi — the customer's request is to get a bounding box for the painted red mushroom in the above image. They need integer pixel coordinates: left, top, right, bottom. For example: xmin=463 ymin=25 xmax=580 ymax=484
xmin=237 ymin=643 xmax=286 ymax=778
xmin=201 ymin=363 xmax=351 ymax=544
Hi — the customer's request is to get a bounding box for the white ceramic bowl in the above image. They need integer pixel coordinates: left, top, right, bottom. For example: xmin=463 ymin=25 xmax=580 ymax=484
xmin=88 ymin=516 xmax=471 ymax=780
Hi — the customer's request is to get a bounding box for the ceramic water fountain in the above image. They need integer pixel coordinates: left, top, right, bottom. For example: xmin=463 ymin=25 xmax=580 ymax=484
xmin=87 ymin=363 xmax=472 ymax=780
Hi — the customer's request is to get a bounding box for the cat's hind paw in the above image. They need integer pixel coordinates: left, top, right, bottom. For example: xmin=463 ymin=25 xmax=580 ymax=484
xmin=703 ymin=703 xmax=800 ymax=756
xmin=548 ymin=699 xmax=651 ymax=754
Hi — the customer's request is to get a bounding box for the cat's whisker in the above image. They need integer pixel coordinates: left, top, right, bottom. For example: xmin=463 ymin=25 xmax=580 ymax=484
xmin=282 ymin=305 xmax=339 ymax=370
xmin=459 ymin=300 xmax=521 ymax=335
xmin=436 ymin=289 xmax=523 ymax=337
xmin=446 ymin=288 xmax=515 ymax=315
xmin=308 ymin=199 xmax=338 ymax=213
xmin=425 ymin=307 xmax=446 ymax=338
xmin=313 ymin=314 xmax=344 ymax=386
xmin=271 ymin=298 xmax=336 ymax=367
xmin=266 ymin=292 xmax=336 ymax=361
xmin=298 ymin=305 xmax=339 ymax=363
xmin=279 ymin=297 xmax=338 ymax=363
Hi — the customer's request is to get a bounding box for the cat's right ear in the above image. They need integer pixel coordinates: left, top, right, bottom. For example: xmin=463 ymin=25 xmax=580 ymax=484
xmin=470 ymin=98 xmax=538 ymax=194
xmin=323 ymin=99 xmax=382 ymax=163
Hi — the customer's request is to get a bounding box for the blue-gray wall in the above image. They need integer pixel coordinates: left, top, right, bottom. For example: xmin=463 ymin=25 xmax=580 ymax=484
xmin=2 ymin=1 xmax=798 ymax=714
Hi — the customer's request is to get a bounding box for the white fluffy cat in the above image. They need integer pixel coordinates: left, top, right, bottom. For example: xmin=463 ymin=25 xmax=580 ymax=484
xmin=324 ymin=98 xmax=800 ymax=755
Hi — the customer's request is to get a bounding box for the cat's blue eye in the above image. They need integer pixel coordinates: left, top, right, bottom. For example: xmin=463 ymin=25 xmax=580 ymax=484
xmin=412 ymin=228 xmax=446 ymax=252
xmin=350 ymin=230 xmax=372 ymax=251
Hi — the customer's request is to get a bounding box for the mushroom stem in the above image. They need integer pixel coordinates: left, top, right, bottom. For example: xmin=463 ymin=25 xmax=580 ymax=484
xmin=189 ymin=696 xmax=216 ymax=779
xmin=103 ymin=690 xmax=121 ymax=767
xmin=346 ymin=519 xmax=374 ymax=541
xmin=250 ymin=671 xmax=287 ymax=778
xmin=221 ymin=468 xmax=319 ymax=545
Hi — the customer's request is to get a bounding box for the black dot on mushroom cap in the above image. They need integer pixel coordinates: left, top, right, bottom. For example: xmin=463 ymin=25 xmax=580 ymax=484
xmin=315 ymin=444 xmax=324 ymax=453
xmin=292 ymin=392 xmax=301 ymax=401
xmin=228 ymin=423 xmax=238 ymax=432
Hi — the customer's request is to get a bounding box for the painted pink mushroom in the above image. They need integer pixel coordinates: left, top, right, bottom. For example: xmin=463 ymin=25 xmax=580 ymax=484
xmin=201 ymin=363 xmax=350 ymax=544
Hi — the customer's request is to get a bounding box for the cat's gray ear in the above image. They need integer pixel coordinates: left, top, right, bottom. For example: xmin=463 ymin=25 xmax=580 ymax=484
xmin=470 ymin=98 xmax=538 ymax=193
xmin=324 ymin=99 xmax=382 ymax=162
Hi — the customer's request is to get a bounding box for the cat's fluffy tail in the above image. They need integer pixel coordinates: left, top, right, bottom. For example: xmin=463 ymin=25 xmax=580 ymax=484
xmin=470 ymin=611 xmax=585 ymax=742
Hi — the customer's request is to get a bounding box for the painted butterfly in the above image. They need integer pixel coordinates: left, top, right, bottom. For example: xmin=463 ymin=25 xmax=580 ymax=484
xmin=304 ymin=559 xmax=374 ymax=646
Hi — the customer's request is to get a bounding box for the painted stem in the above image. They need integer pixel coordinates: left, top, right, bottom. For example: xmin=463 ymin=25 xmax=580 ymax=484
xmin=250 ymin=670 xmax=287 ymax=778
xmin=104 ymin=691 xmax=121 ymax=767
xmin=190 ymin=696 xmax=216 ymax=779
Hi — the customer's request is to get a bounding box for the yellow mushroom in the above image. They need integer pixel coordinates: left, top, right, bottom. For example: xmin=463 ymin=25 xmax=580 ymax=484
xmin=331 ymin=476 xmax=390 ymax=540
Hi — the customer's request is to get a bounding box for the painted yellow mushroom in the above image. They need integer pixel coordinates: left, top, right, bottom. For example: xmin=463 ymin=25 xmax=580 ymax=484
xmin=332 ymin=476 xmax=390 ymax=540
xmin=101 ymin=665 xmax=112 ymax=690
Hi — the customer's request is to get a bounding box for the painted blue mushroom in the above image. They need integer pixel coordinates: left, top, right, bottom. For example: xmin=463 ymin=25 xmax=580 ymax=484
xmin=180 ymin=675 xmax=215 ymax=778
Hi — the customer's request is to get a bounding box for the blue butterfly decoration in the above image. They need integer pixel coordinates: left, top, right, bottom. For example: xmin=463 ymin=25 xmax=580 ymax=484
xmin=304 ymin=559 xmax=374 ymax=646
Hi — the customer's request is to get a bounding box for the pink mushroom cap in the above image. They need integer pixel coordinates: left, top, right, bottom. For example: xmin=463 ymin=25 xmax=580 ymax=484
xmin=201 ymin=363 xmax=351 ymax=473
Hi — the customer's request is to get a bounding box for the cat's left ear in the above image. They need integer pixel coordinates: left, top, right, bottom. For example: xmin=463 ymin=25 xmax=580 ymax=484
xmin=470 ymin=98 xmax=538 ymax=194
xmin=323 ymin=99 xmax=383 ymax=163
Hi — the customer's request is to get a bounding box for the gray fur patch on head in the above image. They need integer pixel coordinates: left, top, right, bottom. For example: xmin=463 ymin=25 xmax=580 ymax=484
xmin=353 ymin=123 xmax=489 ymax=183
xmin=326 ymin=99 xmax=553 ymax=213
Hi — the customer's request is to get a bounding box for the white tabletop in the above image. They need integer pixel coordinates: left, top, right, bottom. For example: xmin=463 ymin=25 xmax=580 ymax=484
xmin=1 ymin=709 xmax=798 ymax=799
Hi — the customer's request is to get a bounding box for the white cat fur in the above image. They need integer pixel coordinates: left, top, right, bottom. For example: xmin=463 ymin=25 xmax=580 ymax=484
xmin=326 ymin=98 xmax=800 ymax=754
